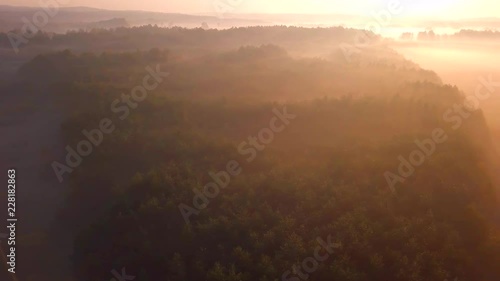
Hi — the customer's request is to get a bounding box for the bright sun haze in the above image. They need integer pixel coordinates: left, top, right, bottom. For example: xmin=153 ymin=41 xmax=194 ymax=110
xmin=0 ymin=0 xmax=499 ymax=18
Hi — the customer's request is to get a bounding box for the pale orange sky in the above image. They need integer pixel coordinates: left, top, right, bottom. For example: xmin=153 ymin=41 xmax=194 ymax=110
xmin=0 ymin=0 xmax=499 ymax=18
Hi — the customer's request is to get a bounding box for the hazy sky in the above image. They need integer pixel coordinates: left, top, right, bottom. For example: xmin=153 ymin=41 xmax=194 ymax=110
xmin=1 ymin=0 xmax=498 ymax=18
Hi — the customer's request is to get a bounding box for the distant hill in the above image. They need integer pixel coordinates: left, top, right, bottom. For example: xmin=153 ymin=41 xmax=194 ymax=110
xmin=0 ymin=5 xmax=267 ymax=33
xmin=86 ymin=18 xmax=129 ymax=29
xmin=1 ymin=5 xmax=500 ymax=34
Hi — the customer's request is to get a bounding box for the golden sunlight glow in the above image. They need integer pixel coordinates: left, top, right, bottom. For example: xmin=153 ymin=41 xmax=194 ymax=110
xmin=1 ymin=0 xmax=499 ymax=18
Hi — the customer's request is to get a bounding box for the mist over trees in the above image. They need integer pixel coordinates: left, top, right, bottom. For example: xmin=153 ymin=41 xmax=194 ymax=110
xmin=1 ymin=23 xmax=500 ymax=281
